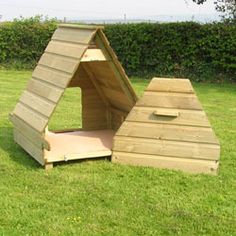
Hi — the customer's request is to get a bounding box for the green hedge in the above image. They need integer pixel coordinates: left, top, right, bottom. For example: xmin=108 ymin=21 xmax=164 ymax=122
xmin=0 ymin=17 xmax=235 ymax=81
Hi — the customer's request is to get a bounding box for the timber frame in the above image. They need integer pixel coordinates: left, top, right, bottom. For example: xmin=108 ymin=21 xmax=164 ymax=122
xmin=10 ymin=24 xmax=137 ymax=169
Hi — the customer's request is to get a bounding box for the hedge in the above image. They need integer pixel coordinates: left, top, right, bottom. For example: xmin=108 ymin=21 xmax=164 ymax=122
xmin=0 ymin=17 xmax=235 ymax=81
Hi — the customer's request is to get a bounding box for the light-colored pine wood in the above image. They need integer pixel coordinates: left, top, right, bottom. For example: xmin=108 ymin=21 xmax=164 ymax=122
xmin=59 ymin=24 xmax=104 ymax=30
xmin=38 ymin=52 xmax=78 ymax=74
xmin=9 ymin=114 xmax=50 ymax=150
xmin=153 ymin=110 xmax=179 ymax=117
xmin=52 ymin=27 xmax=96 ymax=44
xmin=45 ymin=40 xmax=86 ymax=59
xmin=95 ymin=31 xmax=137 ymax=104
xmin=113 ymin=136 xmax=220 ymax=161
xmin=125 ymin=107 xmax=211 ymax=127
xmin=136 ymin=91 xmax=203 ymax=110
xmin=45 ymin=163 xmax=53 ymax=170
xmin=33 ymin=66 xmax=71 ymax=88
xmin=14 ymin=129 xmax=45 ymax=165
xmin=27 ymin=79 xmax=64 ymax=103
xmin=19 ymin=90 xmax=55 ymax=118
xmin=82 ymin=63 xmax=110 ymax=107
xmin=146 ymin=78 xmax=194 ymax=93
xmin=116 ymin=121 xmax=219 ymax=144
xmin=112 ymin=151 xmax=218 ymax=175
xmin=13 ymin=103 xmax=48 ymax=132
xmin=81 ymin=49 xmax=107 ymax=62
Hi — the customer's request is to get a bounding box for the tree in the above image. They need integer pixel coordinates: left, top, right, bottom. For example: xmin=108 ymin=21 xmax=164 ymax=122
xmin=193 ymin=0 xmax=236 ymax=19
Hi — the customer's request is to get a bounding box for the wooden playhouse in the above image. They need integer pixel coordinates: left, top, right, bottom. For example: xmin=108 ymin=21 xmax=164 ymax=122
xmin=10 ymin=24 xmax=220 ymax=174
xmin=9 ymin=24 xmax=137 ymax=170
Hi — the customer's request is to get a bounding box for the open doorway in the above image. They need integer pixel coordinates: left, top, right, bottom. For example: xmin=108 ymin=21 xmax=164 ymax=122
xmin=44 ymin=63 xmax=116 ymax=164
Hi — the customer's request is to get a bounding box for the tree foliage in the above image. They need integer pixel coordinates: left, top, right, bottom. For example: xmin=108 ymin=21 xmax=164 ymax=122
xmin=193 ymin=0 xmax=236 ymax=19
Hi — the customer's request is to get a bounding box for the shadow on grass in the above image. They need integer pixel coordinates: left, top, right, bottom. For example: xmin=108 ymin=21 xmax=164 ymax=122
xmin=0 ymin=126 xmax=41 ymax=170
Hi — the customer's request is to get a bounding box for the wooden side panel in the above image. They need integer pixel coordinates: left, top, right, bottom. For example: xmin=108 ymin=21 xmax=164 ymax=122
xmin=136 ymin=92 xmax=202 ymax=110
xmin=14 ymin=129 xmax=45 ymax=165
xmin=13 ymin=103 xmax=48 ymax=132
xmin=10 ymin=114 xmax=50 ymax=150
xmin=112 ymin=152 xmax=218 ymax=175
xmin=116 ymin=122 xmax=219 ymax=144
xmin=19 ymin=91 xmax=55 ymax=118
xmin=126 ymin=107 xmax=211 ymax=127
xmin=146 ymin=78 xmax=194 ymax=93
xmin=113 ymin=136 xmax=220 ymax=161
xmin=32 ymin=66 xmax=71 ymax=88
xmin=52 ymin=27 xmax=96 ymax=44
xmin=82 ymin=87 xmax=108 ymax=130
xmin=38 ymin=53 xmax=78 ymax=74
xmin=45 ymin=40 xmax=86 ymax=59
xmin=27 ymin=79 xmax=64 ymax=103
xmin=111 ymin=108 xmax=127 ymax=131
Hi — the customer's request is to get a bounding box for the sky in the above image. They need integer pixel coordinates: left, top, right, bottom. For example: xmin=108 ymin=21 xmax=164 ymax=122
xmin=0 ymin=0 xmax=218 ymax=22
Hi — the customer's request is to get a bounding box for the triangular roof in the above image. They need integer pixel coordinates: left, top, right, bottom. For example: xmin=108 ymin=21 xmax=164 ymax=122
xmin=113 ymin=78 xmax=220 ymax=175
xmin=10 ymin=24 xmax=137 ymax=133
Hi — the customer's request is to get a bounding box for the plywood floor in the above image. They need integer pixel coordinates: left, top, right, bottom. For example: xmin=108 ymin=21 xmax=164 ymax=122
xmin=45 ymin=129 xmax=115 ymax=162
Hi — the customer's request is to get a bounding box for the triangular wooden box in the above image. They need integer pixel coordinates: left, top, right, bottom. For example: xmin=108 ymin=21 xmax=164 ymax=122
xmin=112 ymin=78 xmax=220 ymax=175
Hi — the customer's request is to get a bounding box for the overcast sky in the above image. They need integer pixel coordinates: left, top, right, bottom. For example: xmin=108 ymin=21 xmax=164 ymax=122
xmin=0 ymin=0 xmax=217 ymax=21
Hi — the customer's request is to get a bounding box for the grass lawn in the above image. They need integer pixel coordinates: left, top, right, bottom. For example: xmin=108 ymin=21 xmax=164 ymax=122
xmin=0 ymin=69 xmax=236 ymax=235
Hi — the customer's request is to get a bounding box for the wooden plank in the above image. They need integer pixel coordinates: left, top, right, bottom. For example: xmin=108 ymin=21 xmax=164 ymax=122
xmin=14 ymin=129 xmax=45 ymax=165
xmin=13 ymin=103 xmax=48 ymax=132
xmin=101 ymin=85 xmax=130 ymax=105
xmin=33 ymin=66 xmax=71 ymax=88
xmin=112 ymin=151 xmax=218 ymax=175
xmin=146 ymin=78 xmax=194 ymax=93
xmin=116 ymin=122 xmax=219 ymax=144
xmin=68 ymin=64 xmax=92 ymax=88
xmin=19 ymin=90 xmax=55 ymax=118
xmin=109 ymin=97 xmax=133 ymax=112
xmin=27 ymin=79 xmax=64 ymax=103
xmin=110 ymin=107 xmax=128 ymax=118
xmin=126 ymin=107 xmax=211 ymax=127
xmin=113 ymin=136 xmax=220 ymax=161
xmin=10 ymin=114 xmax=50 ymax=150
xmin=45 ymin=40 xmax=86 ymax=59
xmin=46 ymin=150 xmax=111 ymax=163
xmin=95 ymin=32 xmax=137 ymax=104
xmin=81 ymin=49 xmax=107 ymax=62
xmin=82 ymin=63 xmax=109 ymax=107
xmin=153 ymin=110 xmax=179 ymax=117
xmin=58 ymin=24 xmax=104 ymax=30
xmin=136 ymin=91 xmax=202 ymax=110
xmin=38 ymin=52 xmax=78 ymax=74
xmin=52 ymin=27 xmax=96 ymax=44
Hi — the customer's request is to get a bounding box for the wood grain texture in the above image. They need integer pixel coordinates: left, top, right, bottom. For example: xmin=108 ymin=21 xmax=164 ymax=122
xmin=9 ymin=114 xmax=50 ymax=150
xmin=27 ymin=79 xmax=64 ymax=103
xmin=19 ymin=90 xmax=55 ymax=118
xmin=13 ymin=103 xmax=48 ymax=132
xmin=112 ymin=152 xmax=218 ymax=175
xmin=14 ymin=129 xmax=45 ymax=165
xmin=38 ymin=52 xmax=78 ymax=74
xmin=146 ymin=78 xmax=194 ymax=93
xmin=81 ymin=49 xmax=107 ymax=62
xmin=33 ymin=66 xmax=71 ymax=88
xmin=45 ymin=40 xmax=86 ymax=59
xmin=136 ymin=91 xmax=203 ymax=110
xmin=125 ymin=107 xmax=211 ymax=127
xmin=113 ymin=136 xmax=220 ymax=161
xmin=116 ymin=122 xmax=219 ymax=144
xmin=52 ymin=27 xmax=96 ymax=44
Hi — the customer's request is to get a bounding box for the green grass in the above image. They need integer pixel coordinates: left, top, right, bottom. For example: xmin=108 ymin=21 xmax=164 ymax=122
xmin=0 ymin=70 xmax=236 ymax=236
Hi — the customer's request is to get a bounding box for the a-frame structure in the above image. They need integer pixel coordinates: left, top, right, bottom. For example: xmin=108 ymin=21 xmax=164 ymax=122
xmin=10 ymin=24 xmax=138 ymax=169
